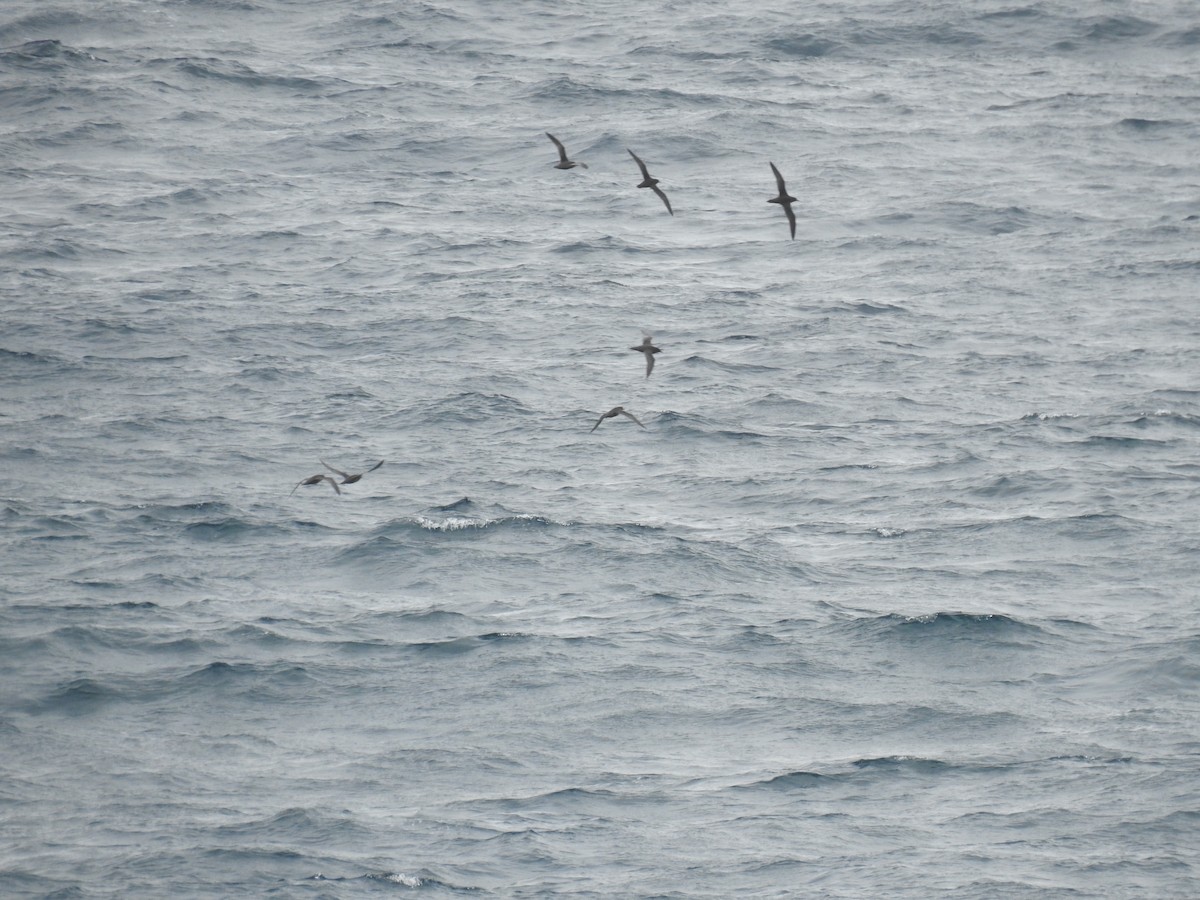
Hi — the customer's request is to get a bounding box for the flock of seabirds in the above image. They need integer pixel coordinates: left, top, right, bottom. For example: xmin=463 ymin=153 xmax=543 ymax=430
xmin=291 ymin=133 xmax=798 ymax=498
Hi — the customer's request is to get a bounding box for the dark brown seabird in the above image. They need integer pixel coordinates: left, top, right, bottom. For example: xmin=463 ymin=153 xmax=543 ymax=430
xmin=590 ymin=406 xmax=647 ymax=433
xmin=627 ymin=150 xmax=673 ymax=215
xmin=290 ymin=474 xmax=341 ymax=496
xmin=546 ymin=132 xmax=587 ymax=169
xmin=322 ymin=459 xmax=384 ymax=485
xmin=768 ymin=161 xmax=797 ymax=240
xmin=630 ymin=335 xmax=661 ymax=378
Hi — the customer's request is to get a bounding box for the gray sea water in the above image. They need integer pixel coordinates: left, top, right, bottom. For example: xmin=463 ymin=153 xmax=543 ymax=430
xmin=3 ymin=0 xmax=1199 ymax=896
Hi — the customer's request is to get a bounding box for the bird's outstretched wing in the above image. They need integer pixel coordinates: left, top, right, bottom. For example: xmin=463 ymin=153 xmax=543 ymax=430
xmin=321 ymin=460 xmax=350 ymax=479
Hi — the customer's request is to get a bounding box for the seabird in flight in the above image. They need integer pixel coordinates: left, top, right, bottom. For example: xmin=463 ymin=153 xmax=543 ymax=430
xmin=590 ymin=406 xmax=647 ymax=433
xmin=322 ymin=459 xmax=384 ymax=485
xmin=768 ymin=161 xmax=797 ymax=240
xmin=627 ymin=149 xmax=673 ymax=215
xmin=290 ymin=474 xmax=341 ymax=496
xmin=546 ymin=132 xmax=587 ymax=169
xmin=630 ymin=336 xmax=661 ymax=378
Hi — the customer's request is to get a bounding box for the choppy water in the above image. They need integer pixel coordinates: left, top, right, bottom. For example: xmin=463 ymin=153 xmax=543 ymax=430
xmin=2 ymin=0 xmax=1199 ymax=896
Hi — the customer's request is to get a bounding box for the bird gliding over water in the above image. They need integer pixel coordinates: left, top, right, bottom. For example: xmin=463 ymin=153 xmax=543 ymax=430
xmin=590 ymin=406 xmax=647 ymax=433
xmin=322 ymin=459 xmax=384 ymax=485
xmin=546 ymin=132 xmax=587 ymax=169
xmin=768 ymin=161 xmax=797 ymax=240
xmin=290 ymin=474 xmax=341 ymax=496
xmin=627 ymin=150 xmax=673 ymax=215
xmin=631 ymin=336 xmax=661 ymax=378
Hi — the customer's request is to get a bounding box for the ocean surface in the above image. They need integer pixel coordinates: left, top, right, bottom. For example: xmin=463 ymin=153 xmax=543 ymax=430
xmin=2 ymin=0 xmax=1199 ymax=896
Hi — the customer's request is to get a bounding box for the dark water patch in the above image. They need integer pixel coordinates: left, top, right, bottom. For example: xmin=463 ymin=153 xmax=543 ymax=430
xmin=968 ymin=472 xmax=1063 ymax=498
xmin=475 ymin=785 xmax=636 ymax=813
xmin=0 ymin=346 xmax=68 ymax=369
xmin=1046 ymin=754 xmax=1135 ymax=766
xmin=340 ymin=607 xmax=482 ymax=642
xmin=78 ymin=317 xmax=150 ymax=339
xmin=180 ymin=661 xmax=320 ymax=699
xmin=225 ymin=622 xmax=311 ymax=648
xmin=0 ymin=38 xmax=105 ymax=67
xmin=929 ymin=512 xmax=1142 ymax=543
xmin=736 ymin=770 xmax=834 ymax=791
xmin=1140 ymin=809 xmax=1200 ymax=829
xmin=213 ymin=807 xmax=373 ymax=844
xmin=850 ymin=755 xmax=954 ymax=775
xmin=818 ymin=462 xmax=879 ymax=473
xmin=18 ymin=239 xmax=83 ymax=261
xmin=763 ymin=33 xmax=843 ymax=59
xmin=846 ymin=23 xmax=984 ymax=50
xmin=629 ymin=43 xmax=739 ymax=62
xmin=722 ymin=625 xmax=791 ymax=649
xmin=874 ymin=202 xmax=1046 ymax=235
xmin=1118 ymin=117 xmax=1184 ymax=132
xmin=946 ymin=202 xmax=1040 ymax=235
xmin=0 ymin=870 xmax=85 ymax=898
xmin=413 ymin=391 xmax=533 ymax=425
xmin=1081 ymin=15 xmax=1160 ymax=43
xmin=651 ymin=410 xmax=770 ymax=441
xmin=140 ymin=636 xmax=206 ymax=656
xmin=238 ymin=364 xmax=289 ymax=382
xmin=678 ymin=355 xmax=781 ymax=375
xmin=29 ymin=677 xmax=120 ymax=716
xmin=407 ymin=631 xmax=542 ymax=656
xmin=1157 ymin=26 xmax=1200 ymax=48
xmin=196 ymin=847 xmax=307 ymax=869
xmin=130 ymin=287 xmax=198 ymax=304
xmin=326 ymin=385 xmax=375 ymax=401
xmin=845 ymin=612 xmax=1046 ymax=644
xmin=696 ymin=332 xmax=761 ymax=344
xmin=173 ymin=0 xmax=267 ymax=10
xmin=959 ymin=878 xmax=1062 ymax=895
xmin=707 ymin=288 xmax=764 ymax=304
xmin=647 ymin=534 xmax=814 ymax=586
xmin=109 ymin=572 xmax=205 ymax=599
xmin=549 ymin=235 xmax=648 ymax=255
xmin=1072 ymin=434 xmax=1173 ymax=450
xmin=978 ymin=6 xmax=1047 ymax=22
xmin=327 ymin=12 xmax=402 ymax=30
xmin=37 ymin=622 xmax=182 ymax=658
xmin=834 ymin=300 xmax=908 ymax=316
xmin=408 ymin=634 xmax=485 ymax=655
xmin=328 ymin=533 xmax=411 ymax=565
xmin=168 ymin=187 xmax=211 ymax=205
xmin=1037 ymin=618 xmax=1105 ymax=641
xmin=37 ymin=121 xmax=129 ymax=149
xmin=151 ymin=56 xmax=331 ymax=94
xmin=19 ymin=514 xmax=91 ymax=539
xmin=523 ymin=74 xmax=606 ymax=103
xmin=1126 ymin=411 xmax=1200 ymax=429
xmin=184 ymin=517 xmax=289 ymax=542
xmin=0 ymin=632 xmax=50 ymax=660
xmin=736 ymin=755 xmax=981 ymax=791
xmin=527 ymin=74 xmax=729 ymax=109
xmin=1106 ymin=653 xmax=1200 ymax=693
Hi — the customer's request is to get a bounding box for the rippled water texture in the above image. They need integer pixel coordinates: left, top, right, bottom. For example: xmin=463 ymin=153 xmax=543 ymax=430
xmin=2 ymin=0 xmax=1199 ymax=896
